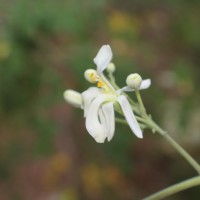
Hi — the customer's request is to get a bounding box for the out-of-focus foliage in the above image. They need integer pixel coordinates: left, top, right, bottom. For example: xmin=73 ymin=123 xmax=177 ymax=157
xmin=0 ymin=0 xmax=200 ymax=199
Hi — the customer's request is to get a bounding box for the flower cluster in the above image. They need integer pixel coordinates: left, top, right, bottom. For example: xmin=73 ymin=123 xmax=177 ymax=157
xmin=64 ymin=45 xmax=151 ymax=143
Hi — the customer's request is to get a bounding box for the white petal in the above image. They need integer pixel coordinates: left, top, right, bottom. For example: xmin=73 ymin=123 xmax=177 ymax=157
xmin=118 ymin=95 xmax=143 ymax=138
xmin=119 ymin=79 xmax=151 ymax=93
xmin=98 ymin=108 xmax=107 ymax=126
xmin=82 ymin=87 xmax=101 ymax=117
xmin=139 ymin=79 xmax=151 ymax=90
xmin=85 ymin=94 xmax=108 ymax=143
xmin=118 ymin=86 xmax=132 ymax=93
xmin=93 ymin=45 xmax=113 ymax=73
xmin=102 ymin=102 xmax=115 ymax=141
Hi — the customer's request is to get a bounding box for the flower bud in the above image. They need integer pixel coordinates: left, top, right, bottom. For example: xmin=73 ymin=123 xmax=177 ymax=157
xmin=126 ymin=73 xmax=142 ymax=90
xmin=84 ymin=69 xmax=98 ymax=83
xmin=107 ymin=62 xmax=115 ymax=73
xmin=64 ymin=90 xmax=82 ymax=108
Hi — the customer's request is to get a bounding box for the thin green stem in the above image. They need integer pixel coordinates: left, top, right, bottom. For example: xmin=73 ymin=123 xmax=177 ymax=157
xmin=115 ymin=117 xmax=147 ymax=130
xmin=108 ymin=73 xmax=120 ymax=90
xmin=115 ymin=118 xmax=127 ymax=125
xmin=147 ymin=119 xmax=200 ymax=174
xmin=162 ymin=133 xmax=200 ymax=174
xmin=135 ymin=90 xmax=147 ymax=117
xmin=143 ymin=176 xmax=200 ymax=200
xmin=130 ymin=89 xmax=200 ymax=199
xmin=135 ymin=91 xmax=200 ymax=174
xmin=133 ymin=91 xmax=200 ymax=174
xmin=127 ymin=95 xmax=136 ymax=106
xmin=115 ymin=107 xmax=146 ymax=124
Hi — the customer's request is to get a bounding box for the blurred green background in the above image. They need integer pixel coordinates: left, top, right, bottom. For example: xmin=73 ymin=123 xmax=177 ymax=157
xmin=0 ymin=0 xmax=200 ymax=199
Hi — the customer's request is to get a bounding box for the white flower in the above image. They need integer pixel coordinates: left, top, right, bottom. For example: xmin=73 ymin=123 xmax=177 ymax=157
xmin=64 ymin=45 xmax=151 ymax=143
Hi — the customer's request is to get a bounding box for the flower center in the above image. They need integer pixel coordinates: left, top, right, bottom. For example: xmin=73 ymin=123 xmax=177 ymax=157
xmin=84 ymin=69 xmax=118 ymax=96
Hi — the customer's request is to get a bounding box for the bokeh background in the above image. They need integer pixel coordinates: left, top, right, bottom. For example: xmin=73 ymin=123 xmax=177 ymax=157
xmin=0 ymin=0 xmax=200 ymax=199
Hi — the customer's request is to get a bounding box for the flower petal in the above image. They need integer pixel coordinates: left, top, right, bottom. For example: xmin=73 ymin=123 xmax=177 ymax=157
xmin=85 ymin=94 xmax=108 ymax=143
xmin=93 ymin=45 xmax=113 ymax=73
xmin=82 ymin=87 xmax=101 ymax=117
xmin=119 ymin=79 xmax=151 ymax=93
xmin=118 ymin=95 xmax=143 ymax=138
xmin=117 ymin=86 xmax=131 ymax=93
xmin=139 ymin=79 xmax=151 ymax=90
xmin=102 ymin=102 xmax=115 ymax=141
xmin=98 ymin=108 xmax=107 ymax=126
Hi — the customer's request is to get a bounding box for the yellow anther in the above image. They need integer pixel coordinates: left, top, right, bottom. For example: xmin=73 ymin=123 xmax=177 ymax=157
xmin=84 ymin=69 xmax=98 ymax=83
xmin=97 ymin=81 xmax=103 ymax=88
xmin=84 ymin=69 xmax=108 ymax=90
xmin=90 ymin=72 xmax=97 ymax=82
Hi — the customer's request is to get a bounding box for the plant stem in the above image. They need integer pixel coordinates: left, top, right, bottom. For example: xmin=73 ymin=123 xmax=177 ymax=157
xmin=143 ymin=176 xmax=200 ymax=200
xmin=115 ymin=118 xmax=127 ymax=125
xmin=131 ymin=89 xmax=200 ymax=199
xmin=148 ymin=120 xmax=200 ymax=174
xmin=135 ymin=90 xmax=147 ymax=116
xmin=108 ymin=73 xmax=119 ymax=90
xmin=134 ymin=91 xmax=200 ymax=174
xmin=115 ymin=117 xmax=147 ymax=130
xmin=162 ymin=132 xmax=200 ymax=174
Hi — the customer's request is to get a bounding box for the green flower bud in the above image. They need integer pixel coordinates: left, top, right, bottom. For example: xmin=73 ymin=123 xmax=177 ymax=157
xmin=107 ymin=62 xmax=116 ymax=73
xmin=126 ymin=73 xmax=142 ymax=90
xmin=64 ymin=90 xmax=82 ymax=108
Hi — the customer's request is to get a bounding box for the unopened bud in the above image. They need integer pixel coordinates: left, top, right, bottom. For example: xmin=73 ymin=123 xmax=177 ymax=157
xmin=64 ymin=90 xmax=82 ymax=108
xmin=84 ymin=69 xmax=98 ymax=83
xmin=107 ymin=62 xmax=115 ymax=73
xmin=126 ymin=73 xmax=142 ymax=89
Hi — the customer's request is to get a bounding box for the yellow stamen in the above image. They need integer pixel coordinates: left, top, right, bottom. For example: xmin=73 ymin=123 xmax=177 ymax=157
xmin=97 ymin=81 xmax=103 ymax=88
xmin=90 ymin=73 xmax=95 ymax=79
xmin=90 ymin=72 xmax=100 ymax=82
xmin=84 ymin=69 xmax=98 ymax=83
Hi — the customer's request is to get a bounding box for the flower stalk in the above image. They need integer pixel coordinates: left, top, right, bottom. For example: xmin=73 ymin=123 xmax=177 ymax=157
xmin=118 ymin=95 xmax=200 ymax=199
xmin=161 ymin=133 xmax=200 ymax=174
xmin=135 ymin=90 xmax=147 ymax=117
xmin=133 ymin=91 xmax=200 ymax=175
